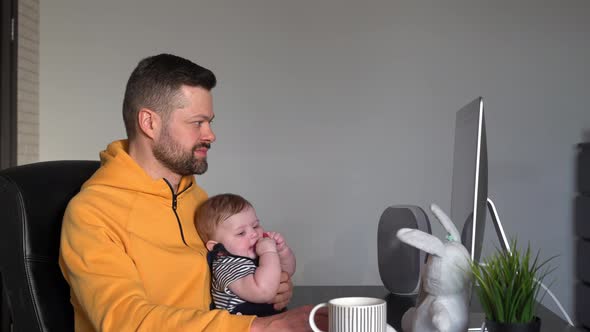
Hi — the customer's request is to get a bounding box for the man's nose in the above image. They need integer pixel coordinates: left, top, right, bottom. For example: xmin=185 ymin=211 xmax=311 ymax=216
xmin=201 ymin=123 xmax=216 ymax=143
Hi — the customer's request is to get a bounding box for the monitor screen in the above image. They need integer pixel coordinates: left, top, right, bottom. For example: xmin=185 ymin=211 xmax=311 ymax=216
xmin=450 ymin=97 xmax=488 ymax=263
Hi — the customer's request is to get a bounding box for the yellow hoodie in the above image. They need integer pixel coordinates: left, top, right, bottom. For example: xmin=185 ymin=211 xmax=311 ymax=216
xmin=59 ymin=140 xmax=254 ymax=331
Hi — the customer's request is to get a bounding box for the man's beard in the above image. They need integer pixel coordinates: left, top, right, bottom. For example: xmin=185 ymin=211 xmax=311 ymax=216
xmin=153 ymin=126 xmax=210 ymax=176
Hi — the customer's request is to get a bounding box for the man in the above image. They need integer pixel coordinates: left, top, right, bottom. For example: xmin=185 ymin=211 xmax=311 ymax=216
xmin=59 ymin=54 xmax=324 ymax=331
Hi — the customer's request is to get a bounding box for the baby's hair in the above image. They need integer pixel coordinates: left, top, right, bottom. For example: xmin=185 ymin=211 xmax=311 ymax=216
xmin=195 ymin=193 xmax=253 ymax=244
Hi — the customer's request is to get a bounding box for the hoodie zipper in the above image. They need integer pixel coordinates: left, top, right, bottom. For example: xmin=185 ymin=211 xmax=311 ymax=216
xmin=164 ymin=178 xmax=193 ymax=247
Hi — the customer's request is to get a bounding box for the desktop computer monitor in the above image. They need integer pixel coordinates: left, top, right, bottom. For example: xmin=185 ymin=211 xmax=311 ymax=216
xmin=450 ymin=97 xmax=488 ymax=262
xmin=450 ymin=97 xmax=510 ymax=263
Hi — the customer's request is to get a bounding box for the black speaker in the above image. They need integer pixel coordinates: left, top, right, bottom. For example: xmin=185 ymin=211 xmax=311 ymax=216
xmin=377 ymin=205 xmax=431 ymax=295
xmin=578 ymin=143 xmax=590 ymax=195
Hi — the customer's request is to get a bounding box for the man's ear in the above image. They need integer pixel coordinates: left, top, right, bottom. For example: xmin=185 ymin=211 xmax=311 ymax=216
xmin=137 ymin=108 xmax=160 ymax=139
xmin=206 ymin=240 xmax=219 ymax=252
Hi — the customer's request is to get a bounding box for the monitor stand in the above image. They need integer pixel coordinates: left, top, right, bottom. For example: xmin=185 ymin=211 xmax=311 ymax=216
xmin=467 ymin=199 xmax=513 ymax=331
xmin=486 ymin=197 xmax=512 ymax=254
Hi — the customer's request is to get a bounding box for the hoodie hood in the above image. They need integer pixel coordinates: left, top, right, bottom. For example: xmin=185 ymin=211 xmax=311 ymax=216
xmin=85 ymin=140 xmax=194 ymax=199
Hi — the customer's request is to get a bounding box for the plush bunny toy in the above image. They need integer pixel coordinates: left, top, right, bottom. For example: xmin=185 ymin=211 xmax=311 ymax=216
xmin=397 ymin=204 xmax=472 ymax=332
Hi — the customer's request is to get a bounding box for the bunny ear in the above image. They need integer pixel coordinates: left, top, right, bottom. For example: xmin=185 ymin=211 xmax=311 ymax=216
xmin=396 ymin=228 xmax=445 ymax=257
xmin=430 ymin=204 xmax=461 ymax=242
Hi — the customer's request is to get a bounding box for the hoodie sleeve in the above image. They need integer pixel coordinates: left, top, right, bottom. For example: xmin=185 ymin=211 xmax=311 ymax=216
xmin=59 ymin=197 xmax=255 ymax=332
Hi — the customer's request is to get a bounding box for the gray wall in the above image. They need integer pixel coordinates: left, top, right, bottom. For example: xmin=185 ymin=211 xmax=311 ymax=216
xmin=40 ymin=0 xmax=590 ymax=319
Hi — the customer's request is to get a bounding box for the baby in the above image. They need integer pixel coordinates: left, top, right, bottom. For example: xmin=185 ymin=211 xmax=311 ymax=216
xmin=195 ymin=193 xmax=296 ymax=317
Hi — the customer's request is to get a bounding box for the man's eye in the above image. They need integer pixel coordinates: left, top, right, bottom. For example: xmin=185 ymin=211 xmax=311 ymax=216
xmin=253 ymin=225 xmax=259 ymax=229
xmin=237 ymin=232 xmax=245 ymax=236
xmin=194 ymin=121 xmax=203 ymax=127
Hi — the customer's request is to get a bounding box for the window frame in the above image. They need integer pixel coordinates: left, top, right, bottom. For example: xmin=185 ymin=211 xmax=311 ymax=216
xmin=0 ymin=0 xmax=18 ymax=170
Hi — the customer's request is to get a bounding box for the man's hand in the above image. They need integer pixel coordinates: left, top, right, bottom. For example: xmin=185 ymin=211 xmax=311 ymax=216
xmin=271 ymin=271 xmax=292 ymax=310
xmin=250 ymin=305 xmax=328 ymax=332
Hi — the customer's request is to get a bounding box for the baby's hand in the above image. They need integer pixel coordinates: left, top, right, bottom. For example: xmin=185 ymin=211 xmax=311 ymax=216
xmin=263 ymin=231 xmax=296 ymax=276
xmin=264 ymin=231 xmax=288 ymax=252
xmin=256 ymin=237 xmax=277 ymax=256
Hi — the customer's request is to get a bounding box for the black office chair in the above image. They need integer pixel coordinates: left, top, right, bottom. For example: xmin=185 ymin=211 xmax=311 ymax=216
xmin=0 ymin=161 xmax=100 ymax=332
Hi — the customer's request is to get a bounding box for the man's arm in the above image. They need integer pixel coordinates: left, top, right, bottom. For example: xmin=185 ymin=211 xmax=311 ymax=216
xmin=59 ymin=200 xmax=254 ymax=331
xmin=250 ymin=306 xmax=328 ymax=332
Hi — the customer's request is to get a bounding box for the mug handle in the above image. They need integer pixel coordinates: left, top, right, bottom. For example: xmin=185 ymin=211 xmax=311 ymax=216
xmin=309 ymin=302 xmax=327 ymax=332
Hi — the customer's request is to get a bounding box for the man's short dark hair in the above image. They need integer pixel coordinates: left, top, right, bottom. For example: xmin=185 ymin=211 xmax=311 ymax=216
xmin=122 ymin=54 xmax=217 ymax=140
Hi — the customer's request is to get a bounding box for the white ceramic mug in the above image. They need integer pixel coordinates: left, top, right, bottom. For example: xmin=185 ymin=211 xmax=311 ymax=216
xmin=308 ymin=297 xmax=387 ymax=332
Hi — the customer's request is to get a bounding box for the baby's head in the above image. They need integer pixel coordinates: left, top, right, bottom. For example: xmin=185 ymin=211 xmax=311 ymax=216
xmin=195 ymin=193 xmax=265 ymax=259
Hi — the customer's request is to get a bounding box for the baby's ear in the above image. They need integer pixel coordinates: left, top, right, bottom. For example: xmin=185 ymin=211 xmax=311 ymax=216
xmin=205 ymin=240 xmax=218 ymax=251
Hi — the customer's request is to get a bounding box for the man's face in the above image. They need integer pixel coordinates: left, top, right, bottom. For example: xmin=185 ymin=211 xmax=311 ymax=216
xmin=153 ymin=86 xmax=216 ymax=176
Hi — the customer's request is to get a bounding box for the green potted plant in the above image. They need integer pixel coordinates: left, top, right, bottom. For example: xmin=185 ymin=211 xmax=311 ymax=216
xmin=470 ymin=241 xmax=555 ymax=332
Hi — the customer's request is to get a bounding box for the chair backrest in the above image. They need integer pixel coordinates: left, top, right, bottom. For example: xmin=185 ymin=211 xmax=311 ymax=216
xmin=0 ymin=161 xmax=100 ymax=332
